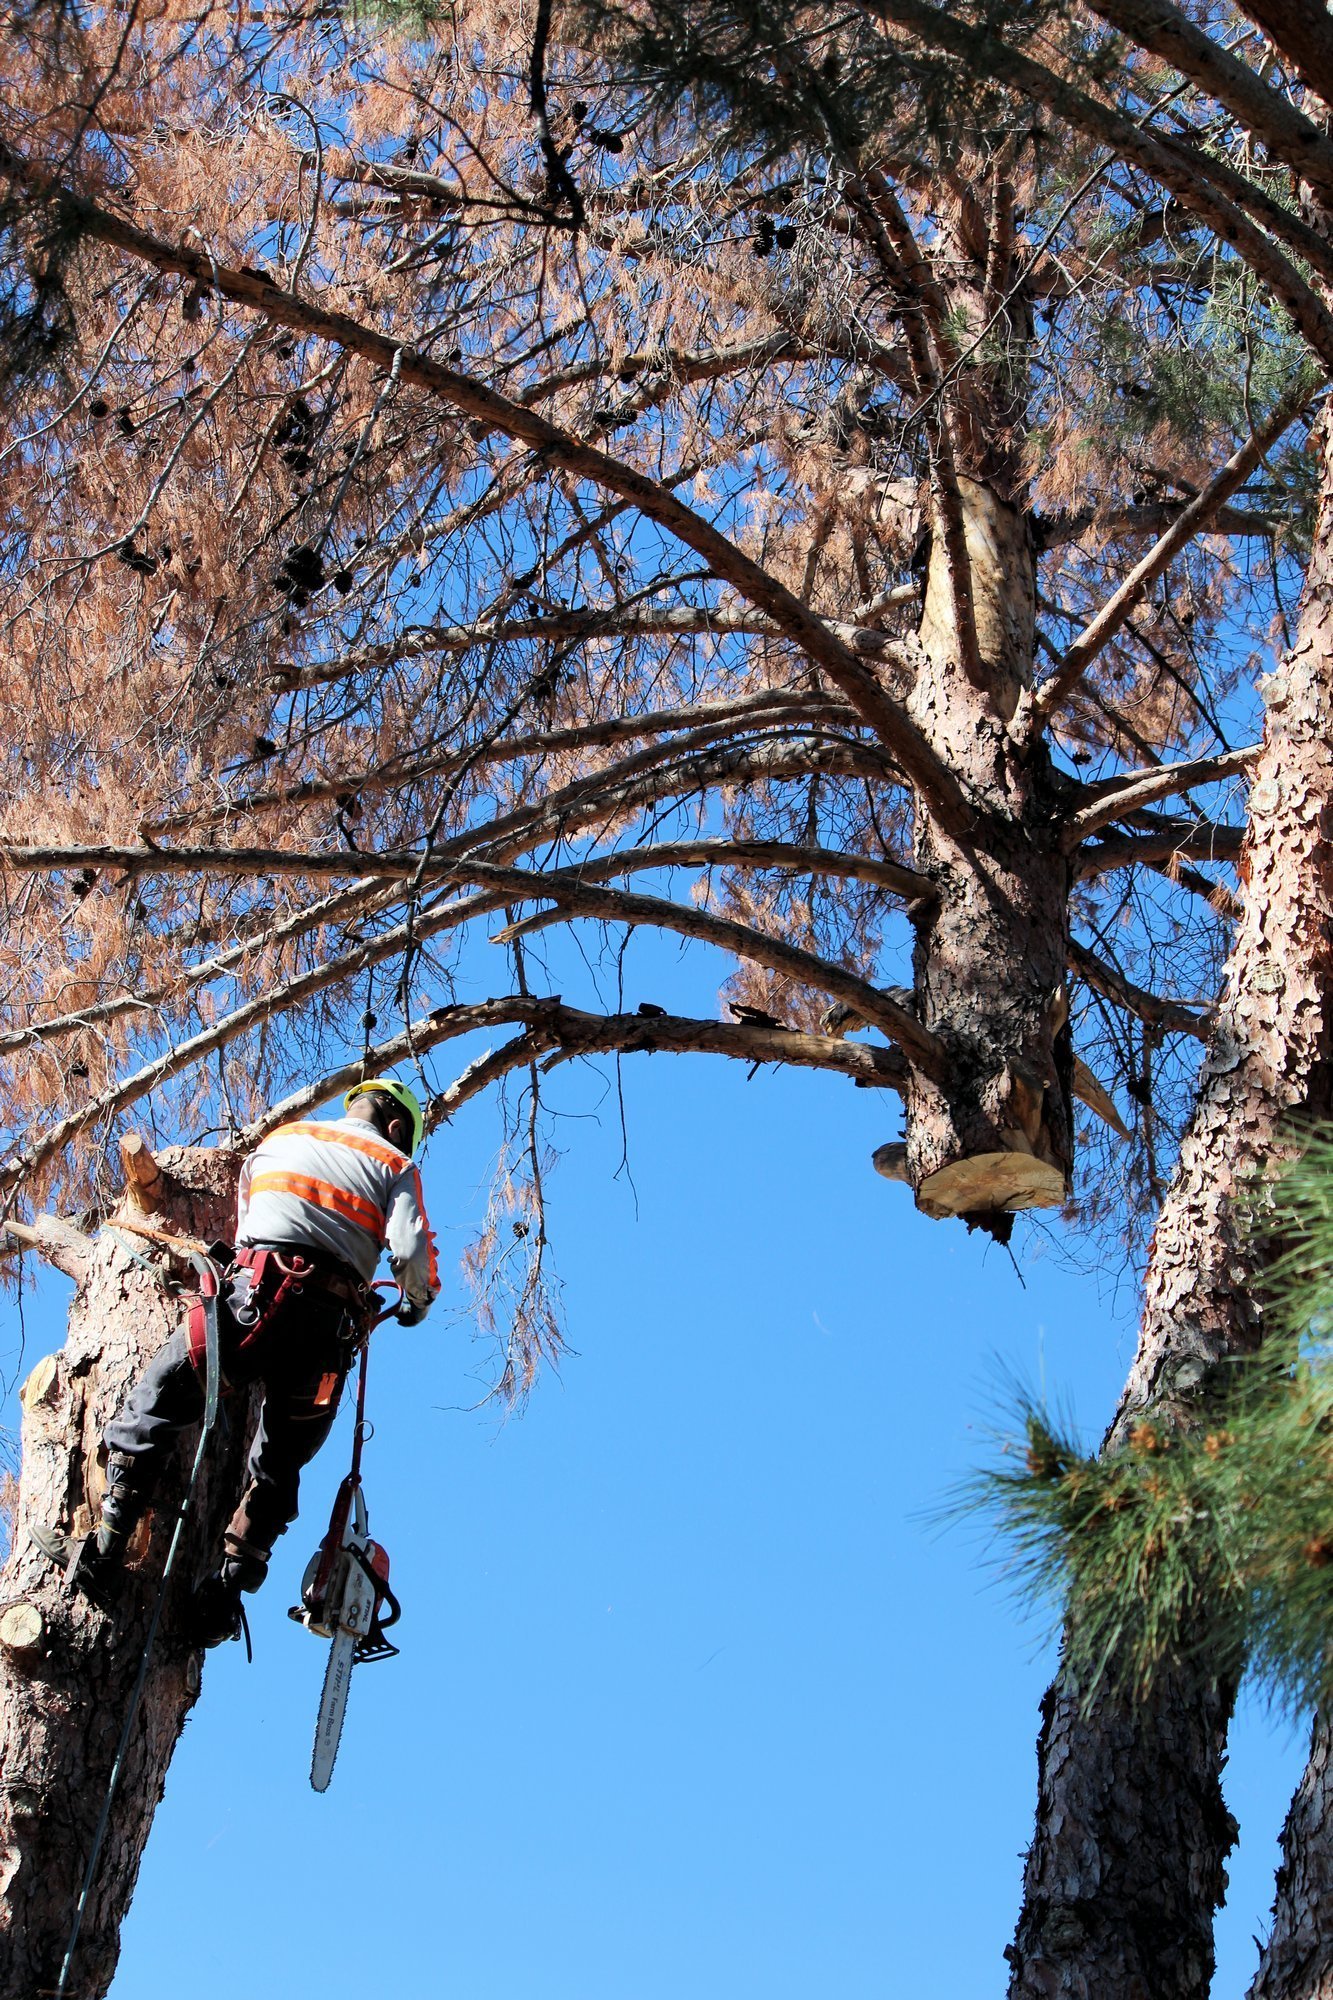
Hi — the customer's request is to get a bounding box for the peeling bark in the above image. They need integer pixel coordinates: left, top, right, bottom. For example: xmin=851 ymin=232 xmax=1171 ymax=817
xmin=0 ymin=1147 xmax=246 ymax=2000
xmin=1009 ymin=413 xmax=1333 ymax=2000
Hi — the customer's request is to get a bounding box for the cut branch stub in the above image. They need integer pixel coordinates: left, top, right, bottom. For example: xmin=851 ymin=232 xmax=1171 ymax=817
xmin=915 ymin=1150 xmax=1065 ymax=1219
xmin=119 ymin=1132 xmax=166 ymax=1213
xmin=0 ymin=1604 xmax=44 ymax=1659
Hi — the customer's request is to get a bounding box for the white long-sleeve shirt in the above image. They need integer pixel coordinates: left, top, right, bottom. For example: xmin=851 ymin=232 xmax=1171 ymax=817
xmin=236 ymin=1116 xmax=440 ymax=1311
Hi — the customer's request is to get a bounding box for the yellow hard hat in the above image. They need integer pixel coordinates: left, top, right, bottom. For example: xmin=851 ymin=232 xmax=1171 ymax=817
xmin=344 ymin=1077 xmax=425 ymax=1157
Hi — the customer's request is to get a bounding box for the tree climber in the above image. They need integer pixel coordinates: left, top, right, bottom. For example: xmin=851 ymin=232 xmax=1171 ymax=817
xmin=31 ymin=1079 xmax=440 ymax=1645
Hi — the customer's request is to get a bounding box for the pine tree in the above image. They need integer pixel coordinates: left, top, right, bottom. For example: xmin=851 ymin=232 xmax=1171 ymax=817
xmin=544 ymin=6 xmax=1333 ymax=1993
xmin=0 ymin=1 xmax=1330 ymax=1992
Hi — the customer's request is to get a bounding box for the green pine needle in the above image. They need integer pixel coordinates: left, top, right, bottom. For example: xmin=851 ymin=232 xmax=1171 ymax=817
xmin=956 ymin=1131 xmax=1333 ymax=1715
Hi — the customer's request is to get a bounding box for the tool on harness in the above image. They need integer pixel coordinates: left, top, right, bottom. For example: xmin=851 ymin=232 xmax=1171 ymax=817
xmin=186 ymin=1243 xmax=309 ymax=1376
xmin=289 ymin=1285 xmax=403 ymax=1792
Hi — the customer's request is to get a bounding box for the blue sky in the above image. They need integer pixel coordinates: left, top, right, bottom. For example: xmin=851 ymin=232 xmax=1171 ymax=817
xmin=1 ymin=931 xmax=1306 ymax=1998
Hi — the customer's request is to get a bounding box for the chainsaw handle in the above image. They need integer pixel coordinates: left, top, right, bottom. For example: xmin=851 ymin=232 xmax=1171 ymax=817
xmin=348 ymin=1544 xmax=401 ymax=1630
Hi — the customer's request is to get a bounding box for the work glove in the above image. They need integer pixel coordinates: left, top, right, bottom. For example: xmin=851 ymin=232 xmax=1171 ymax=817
xmin=396 ymin=1297 xmax=428 ymax=1328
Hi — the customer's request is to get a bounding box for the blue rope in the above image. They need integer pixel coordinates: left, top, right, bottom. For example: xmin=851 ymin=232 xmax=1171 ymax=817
xmin=54 ymin=1251 xmax=221 ymax=1997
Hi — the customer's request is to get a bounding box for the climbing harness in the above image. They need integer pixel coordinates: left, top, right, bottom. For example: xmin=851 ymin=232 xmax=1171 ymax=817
xmin=289 ymin=1283 xmax=403 ymax=1792
xmin=185 ymin=1243 xmax=314 ymax=1377
xmin=54 ymin=1246 xmax=223 ymax=2000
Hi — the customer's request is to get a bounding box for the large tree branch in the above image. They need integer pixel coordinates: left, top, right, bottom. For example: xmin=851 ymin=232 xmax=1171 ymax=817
xmin=1234 ymin=0 xmax=1333 ymax=116
xmin=1033 ymin=384 xmax=1323 ymax=730
xmin=0 ymin=142 xmax=970 ymax=830
xmin=1078 ymin=823 xmax=1246 ymax=876
xmin=1038 ymin=501 xmax=1281 ymax=549
xmin=0 ymin=1212 xmax=96 ymax=1283
xmin=1063 ymin=746 xmax=1258 ymax=848
xmin=1085 ymin=0 xmax=1333 ymax=206
xmin=271 ymin=605 xmax=915 ymax=693
xmin=0 ymin=834 xmax=930 ymax=902
xmin=244 ymin=995 xmax=909 ymax=1143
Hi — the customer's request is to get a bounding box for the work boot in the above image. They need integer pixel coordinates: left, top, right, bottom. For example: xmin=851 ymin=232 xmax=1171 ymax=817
xmin=221 ymin=1532 xmax=271 ymax=1593
xmin=28 ymin=1520 xmax=127 ymax=1613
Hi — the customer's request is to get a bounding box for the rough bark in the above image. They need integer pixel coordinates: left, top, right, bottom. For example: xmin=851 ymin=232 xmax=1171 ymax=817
xmin=0 ymin=1146 xmax=246 ymax=2000
xmin=1248 ymin=1713 xmax=1333 ymax=2000
xmin=1008 ymin=412 xmax=1333 ymax=2000
xmin=901 ymin=242 xmax=1075 ymax=1232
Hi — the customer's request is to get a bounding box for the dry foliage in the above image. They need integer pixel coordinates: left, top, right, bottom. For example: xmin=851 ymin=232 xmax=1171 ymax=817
xmin=0 ymin=0 xmax=1317 ymax=1375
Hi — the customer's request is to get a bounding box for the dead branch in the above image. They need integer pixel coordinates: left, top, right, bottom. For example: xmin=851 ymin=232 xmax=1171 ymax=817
xmin=1069 ymin=937 xmax=1212 ymax=1039
xmin=1034 ymin=383 xmax=1322 ymax=729
xmin=1063 ymin=746 xmax=1258 ymax=848
xmin=0 ymin=1213 xmax=95 ymax=1283
xmin=245 ymin=995 xmax=910 ymax=1144
xmin=0 ymin=143 xmax=971 ymax=829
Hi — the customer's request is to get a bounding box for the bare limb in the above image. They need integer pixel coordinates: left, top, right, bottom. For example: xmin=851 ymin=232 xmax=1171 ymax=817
xmin=1069 ymin=937 xmax=1212 ymax=1038
xmin=0 ymin=835 xmax=930 ymax=902
xmin=244 ymin=995 xmax=910 ymax=1143
xmin=271 ymin=605 xmax=916 ymax=693
xmin=1033 ymin=384 xmax=1323 ymax=730
xmin=1063 ymin=747 xmax=1257 ymax=848
xmin=0 ymin=1213 xmax=95 ymax=1282
xmin=1078 ymin=824 xmax=1245 ymax=876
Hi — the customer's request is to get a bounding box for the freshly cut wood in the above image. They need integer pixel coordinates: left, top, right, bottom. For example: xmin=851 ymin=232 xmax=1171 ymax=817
xmin=0 ymin=1605 xmax=43 ymax=1658
xmin=18 ymin=1355 xmax=58 ymax=1414
xmin=119 ymin=1133 xmax=166 ymax=1213
xmin=916 ymin=1151 xmax=1065 ymax=1217
xmin=2 ymin=1216 xmax=93 ymax=1285
xmin=1071 ymin=1056 xmax=1132 ymax=1140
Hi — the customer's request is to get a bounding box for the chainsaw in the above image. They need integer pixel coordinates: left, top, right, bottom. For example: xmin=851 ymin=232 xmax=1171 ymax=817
xmin=289 ymin=1287 xmax=403 ymax=1792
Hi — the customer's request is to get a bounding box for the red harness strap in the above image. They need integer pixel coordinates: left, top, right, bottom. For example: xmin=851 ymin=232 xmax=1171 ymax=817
xmin=186 ymin=1246 xmax=311 ymax=1378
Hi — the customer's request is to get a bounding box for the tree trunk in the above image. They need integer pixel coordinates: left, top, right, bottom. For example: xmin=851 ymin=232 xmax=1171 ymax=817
xmin=899 ymin=226 xmax=1075 ymax=1234
xmin=0 ymin=1145 xmax=245 ymax=1999
xmin=1243 ymin=416 xmax=1333 ymax=2000
xmin=1009 ymin=409 xmax=1333 ymax=2000
xmin=1248 ymin=1712 xmax=1333 ymax=2000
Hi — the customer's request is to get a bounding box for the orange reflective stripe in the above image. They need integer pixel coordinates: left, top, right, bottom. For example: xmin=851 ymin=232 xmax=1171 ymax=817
xmin=248 ymin=1171 xmax=385 ymax=1241
xmin=411 ymin=1166 xmax=440 ymax=1290
xmin=272 ymin=1121 xmax=406 ymax=1170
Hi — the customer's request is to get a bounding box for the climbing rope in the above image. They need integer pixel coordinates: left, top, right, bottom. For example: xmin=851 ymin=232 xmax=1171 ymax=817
xmin=54 ymin=1247 xmax=222 ymax=1998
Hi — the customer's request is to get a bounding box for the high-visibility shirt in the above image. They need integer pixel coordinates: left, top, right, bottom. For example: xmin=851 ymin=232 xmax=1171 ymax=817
xmin=236 ymin=1116 xmax=440 ymax=1310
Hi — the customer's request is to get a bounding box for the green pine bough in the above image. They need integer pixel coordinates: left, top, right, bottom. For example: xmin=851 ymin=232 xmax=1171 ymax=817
xmin=957 ymin=1132 xmax=1333 ymax=1715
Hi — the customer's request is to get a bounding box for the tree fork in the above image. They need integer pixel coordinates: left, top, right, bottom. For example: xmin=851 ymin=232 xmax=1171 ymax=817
xmin=0 ymin=1146 xmax=246 ymax=1999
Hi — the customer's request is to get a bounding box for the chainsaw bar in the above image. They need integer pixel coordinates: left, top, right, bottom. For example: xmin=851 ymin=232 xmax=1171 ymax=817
xmin=310 ymin=1627 xmax=357 ymax=1793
